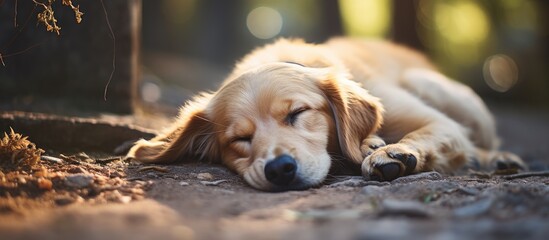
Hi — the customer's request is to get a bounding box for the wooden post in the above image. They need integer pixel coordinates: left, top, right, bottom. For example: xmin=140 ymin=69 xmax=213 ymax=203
xmin=392 ymin=0 xmax=424 ymax=51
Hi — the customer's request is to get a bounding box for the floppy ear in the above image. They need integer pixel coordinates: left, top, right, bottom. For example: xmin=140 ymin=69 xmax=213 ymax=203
xmin=317 ymin=72 xmax=384 ymax=164
xmin=127 ymin=93 xmax=220 ymax=163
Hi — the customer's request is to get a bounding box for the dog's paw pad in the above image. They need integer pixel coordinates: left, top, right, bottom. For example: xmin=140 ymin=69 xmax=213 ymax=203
xmin=362 ymin=144 xmax=421 ymax=181
xmin=378 ymin=163 xmax=401 ymax=181
xmin=387 ymin=152 xmax=417 ymax=174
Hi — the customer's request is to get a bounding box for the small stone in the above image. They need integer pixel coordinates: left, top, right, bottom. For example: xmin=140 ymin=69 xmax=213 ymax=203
xmin=132 ymin=195 xmax=145 ymax=200
xmin=391 ymin=171 xmax=443 ymax=184
xmin=179 ymin=181 xmax=190 ymax=186
xmin=197 ymin=172 xmax=214 ymax=180
xmin=67 ymin=166 xmax=88 ymax=174
xmin=17 ymin=176 xmax=27 ymax=184
xmin=118 ymin=195 xmax=132 ymax=204
xmin=327 ymin=177 xmax=365 ymax=188
xmin=457 ymin=187 xmax=480 ymax=195
xmin=40 ymin=155 xmax=63 ymax=164
xmin=217 ymin=189 xmax=235 ymax=194
xmin=454 ymin=198 xmax=494 ymax=218
xmin=329 ymin=177 xmax=390 ymax=188
xmin=285 ymin=209 xmax=363 ymax=221
xmin=361 ymin=185 xmax=386 ymax=196
xmin=122 ymin=187 xmax=145 ymax=195
xmin=54 ymin=196 xmax=76 ymax=206
xmin=37 ymin=178 xmax=53 ymax=190
xmin=200 ymin=180 xmax=228 ymax=186
xmin=110 ymin=171 xmax=127 ymax=178
xmin=64 ymin=174 xmax=94 ymax=188
xmin=379 ymin=199 xmax=432 ymax=218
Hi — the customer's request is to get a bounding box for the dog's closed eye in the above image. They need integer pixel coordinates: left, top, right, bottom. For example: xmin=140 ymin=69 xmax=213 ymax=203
xmin=231 ymin=135 xmax=253 ymax=143
xmin=285 ymin=107 xmax=310 ymax=126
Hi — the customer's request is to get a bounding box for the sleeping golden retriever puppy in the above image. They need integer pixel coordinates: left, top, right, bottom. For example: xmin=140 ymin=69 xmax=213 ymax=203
xmin=128 ymin=38 xmax=525 ymax=191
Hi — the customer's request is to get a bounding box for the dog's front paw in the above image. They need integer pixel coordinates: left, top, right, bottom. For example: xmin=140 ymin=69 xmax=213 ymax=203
xmin=360 ymin=135 xmax=386 ymax=158
xmin=362 ymin=144 xmax=419 ymax=181
xmin=492 ymin=151 xmax=527 ymax=171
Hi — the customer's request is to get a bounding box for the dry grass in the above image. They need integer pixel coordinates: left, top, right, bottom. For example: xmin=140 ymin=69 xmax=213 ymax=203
xmin=33 ymin=0 xmax=84 ymax=35
xmin=0 ymin=128 xmax=44 ymax=171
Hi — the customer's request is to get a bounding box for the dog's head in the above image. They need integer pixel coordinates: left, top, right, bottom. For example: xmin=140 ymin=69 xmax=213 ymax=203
xmin=128 ymin=62 xmax=382 ymax=191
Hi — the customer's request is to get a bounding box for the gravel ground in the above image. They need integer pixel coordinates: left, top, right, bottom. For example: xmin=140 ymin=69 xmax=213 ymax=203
xmin=0 ymin=107 xmax=548 ymax=240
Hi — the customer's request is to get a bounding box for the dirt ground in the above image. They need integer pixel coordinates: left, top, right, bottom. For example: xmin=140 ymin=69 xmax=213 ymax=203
xmin=1 ymin=107 xmax=548 ymax=240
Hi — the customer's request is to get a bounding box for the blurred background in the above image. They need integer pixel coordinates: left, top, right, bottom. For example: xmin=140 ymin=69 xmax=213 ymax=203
xmin=0 ymin=0 xmax=547 ymax=115
xmin=140 ymin=0 xmax=549 ymax=113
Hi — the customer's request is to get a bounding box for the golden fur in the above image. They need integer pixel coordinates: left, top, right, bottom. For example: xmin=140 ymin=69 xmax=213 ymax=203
xmin=128 ymin=38 xmax=525 ymax=191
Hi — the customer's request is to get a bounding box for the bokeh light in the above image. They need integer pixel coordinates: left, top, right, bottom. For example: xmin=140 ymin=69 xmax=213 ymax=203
xmin=246 ymin=7 xmax=283 ymax=39
xmin=339 ymin=0 xmax=391 ymax=37
xmin=434 ymin=1 xmax=490 ymax=45
xmin=417 ymin=0 xmax=493 ymax=79
xmin=483 ymin=54 xmax=518 ymax=92
xmin=141 ymin=81 xmax=162 ymax=103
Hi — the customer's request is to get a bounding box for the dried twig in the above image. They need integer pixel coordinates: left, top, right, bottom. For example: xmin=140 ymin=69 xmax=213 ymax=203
xmin=503 ymin=171 xmax=549 ymax=180
xmin=138 ymin=166 xmax=169 ymax=173
xmin=200 ymin=180 xmax=228 ymax=186
xmin=33 ymin=0 xmax=61 ymax=35
xmin=62 ymin=0 xmax=83 ymax=23
xmin=14 ymin=0 xmax=18 ymax=27
xmin=1 ymin=40 xmax=48 ymax=58
xmin=59 ymin=154 xmax=82 ymax=164
xmin=95 ymin=156 xmax=121 ymax=164
xmin=41 ymin=155 xmax=63 ymax=164
xmin=1 ymin=4 xmax=38 ymax=56
xmin=33 ymin=0 xmax=84 ymax=35
xmin=100 ymin=0 xmax=116 ymax=101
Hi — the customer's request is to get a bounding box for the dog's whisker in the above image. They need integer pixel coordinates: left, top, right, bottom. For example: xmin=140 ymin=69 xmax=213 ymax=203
xmin=194 ymin=114 xmax=227 ymax=128
xmin=195 ymin=130 xmax=225 ymax=136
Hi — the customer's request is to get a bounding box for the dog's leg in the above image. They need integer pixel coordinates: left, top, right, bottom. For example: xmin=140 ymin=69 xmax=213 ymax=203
xmin=399 ymin=68 xmax=498 ymax=150
xmin=361 ymin=85 xmax=476 ymax=181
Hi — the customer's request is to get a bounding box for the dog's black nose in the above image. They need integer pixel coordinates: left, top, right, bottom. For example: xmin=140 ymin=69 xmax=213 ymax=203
xmin=264 ymin=155 xmax=297 ymax=186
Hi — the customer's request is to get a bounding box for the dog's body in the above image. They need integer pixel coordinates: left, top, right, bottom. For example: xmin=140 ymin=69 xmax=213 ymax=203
xmin=128 ymin=38 xmax=524 ymax=191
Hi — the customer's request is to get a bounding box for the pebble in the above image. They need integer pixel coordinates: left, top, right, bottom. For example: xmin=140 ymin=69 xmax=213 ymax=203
xmin=197 ymin=172 xmax=214 ymax=180
xmin=67 ymin=166 xmax=89 ymax=174
xmin=200 ymin=180 xmax=227 ymax=186
xmin=329 ymin=177 xmax=390 ymax=188
xmin=17 ymin=176 xmax=27 ymax=184
xmin=379 ymin=199 xmax=432 ymax=218
xmin=40 ymin=155 xmax=63 ymax=164
xmin=54 ymin=196 xmax=77 ymax=206
xmin=118 ymin=196 xmax=132 ymax=204
xmin=179 ymin=181 xmax=190 ymax=186
xmin=37 ymin=178 xmax=53 ymax=190
xmin=457 ymin=187 xmax=480 ymax=195
xmin=217 ymin=189 xmax=235 ymax=194
xmin=454 ymin=198 xmax=494 ymax=218
xmin=391 ymin=171 xmax=442 ymax=184
xmin=284 ymin=209 xmax=363 ymax=221
xmin=147 ymin=172 xmax=159 ymax=178
xmin=110 ymin=171 xmax=127 ymax=178
xmin=64 ymin=174 xmax=94 ymax=188
xmin=361 ymin=185 xmax=387 ymax=196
